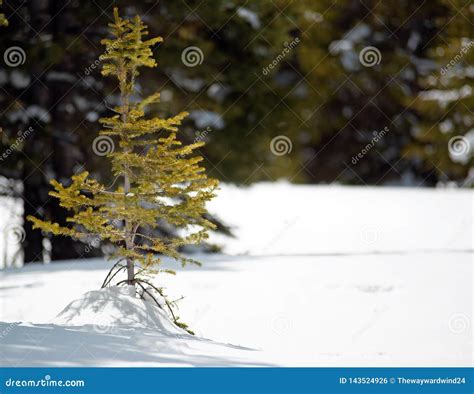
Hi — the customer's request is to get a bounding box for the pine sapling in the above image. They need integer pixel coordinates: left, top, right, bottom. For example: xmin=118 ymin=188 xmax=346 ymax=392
xmin=28 ymin=8 xmax=218 ymax=333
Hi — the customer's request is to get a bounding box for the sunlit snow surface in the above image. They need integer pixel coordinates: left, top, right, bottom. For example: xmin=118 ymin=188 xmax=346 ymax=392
xmin=0 ymin=183 xmax=472 ymax=366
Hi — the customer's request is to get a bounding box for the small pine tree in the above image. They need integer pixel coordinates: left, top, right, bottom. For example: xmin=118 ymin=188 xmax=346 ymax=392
xmin=28 ymin=8 xmax=218 ymax=332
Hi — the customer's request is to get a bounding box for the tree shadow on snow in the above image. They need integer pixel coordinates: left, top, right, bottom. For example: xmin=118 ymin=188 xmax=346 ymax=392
xmin=0 ymin=322 xmax=272 ymax=367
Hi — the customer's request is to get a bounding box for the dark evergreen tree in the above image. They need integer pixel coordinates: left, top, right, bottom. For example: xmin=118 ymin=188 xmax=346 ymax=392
xmin=407 ymin=0 xmax=473 ymax=184
xmin=0 ymin=0 xmax=111 ymax=262
xmin=141 ymin=0 xmax=304 ymax=182
xmin=294 ymin=0 xmax=448 ymax=185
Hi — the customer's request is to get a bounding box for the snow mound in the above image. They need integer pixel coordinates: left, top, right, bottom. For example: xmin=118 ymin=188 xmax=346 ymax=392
xmin=52 ymin=286 xmax=184 ymax=335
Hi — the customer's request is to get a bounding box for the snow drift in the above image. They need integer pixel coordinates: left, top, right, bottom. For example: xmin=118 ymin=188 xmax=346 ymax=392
xmin=52 ymin=286 xmax=184 ymax=335
xmin=1 ymin=286 xmax=266 ymax=367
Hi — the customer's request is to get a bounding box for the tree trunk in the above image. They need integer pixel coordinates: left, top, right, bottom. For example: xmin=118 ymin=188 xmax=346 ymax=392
xmin=23 ymin=171 xmax=46 ymax=263
xmin=124 ymin=173 xmax=134 ymax=283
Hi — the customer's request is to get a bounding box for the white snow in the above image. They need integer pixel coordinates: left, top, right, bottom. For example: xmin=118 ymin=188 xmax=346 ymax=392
xmin=207 ymin=182 xmax=472 ymax=255
xmin=0 ymin=286 xmax=261 ymax=367
xmin=52 ymin=286 xmax=183 ymax=334
xmin=0 ymin=196 xmax=23 ymax=269
xmin=0 ymin=183 xmax=472 ymax=367
xmin=236 ymin=7 xmax=261 ymax=29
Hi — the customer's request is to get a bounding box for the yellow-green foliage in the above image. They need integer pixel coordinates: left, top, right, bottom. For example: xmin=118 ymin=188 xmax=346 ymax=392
xmin=0 ymin=0 xmax=7 ymax=26
xmin=28 ymin=8 xmax=218 ymax=281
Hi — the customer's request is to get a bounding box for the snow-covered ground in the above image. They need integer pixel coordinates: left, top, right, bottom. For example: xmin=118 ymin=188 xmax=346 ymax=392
xmin=0 ymin=183 xmax=472 ymax=366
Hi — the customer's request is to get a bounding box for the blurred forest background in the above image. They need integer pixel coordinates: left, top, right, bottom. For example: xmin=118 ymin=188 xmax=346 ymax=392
xmin=0 ymin=0 xmax=472 ymax=263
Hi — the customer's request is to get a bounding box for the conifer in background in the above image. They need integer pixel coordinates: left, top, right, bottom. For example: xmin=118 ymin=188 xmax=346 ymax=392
xmin=0 ymin=0 xmax=7 ymax=26
xmin=407 ymin=0 xmax=473 ymax=184
xmin=294 ymin=0 xmax=448 ymax=184
xmin=28 ymin=8 xmax=218 ymax=332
